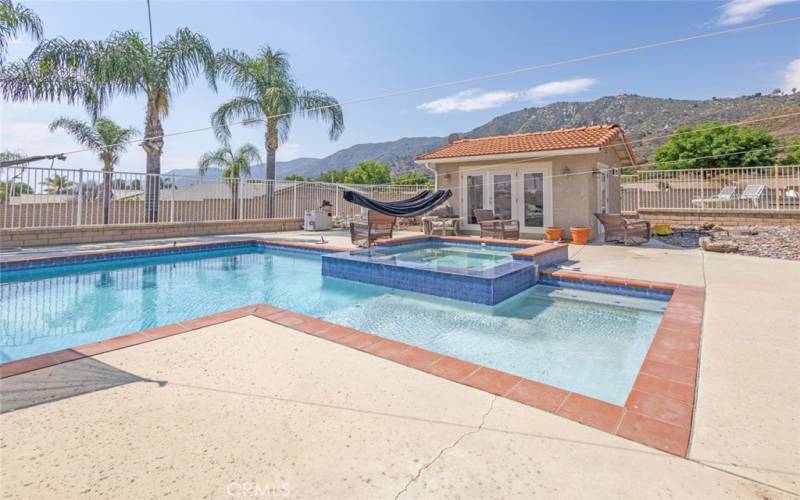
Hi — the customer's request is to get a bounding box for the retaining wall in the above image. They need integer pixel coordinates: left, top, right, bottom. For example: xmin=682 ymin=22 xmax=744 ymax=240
xmin=629 ymin=209 xmax=800 ymax=227
xmin=0 ymin=218 xmax=303 ymax=248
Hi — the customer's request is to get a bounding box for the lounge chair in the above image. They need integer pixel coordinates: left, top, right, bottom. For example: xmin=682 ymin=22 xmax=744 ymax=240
xmin=692 ymin=186 xmax=737 ymax=206
xmin=473 ymin=209 xmax=520 ymax=240
xmin=739 ymin=184 xmax=765 ymax=207
xmin=350 ymin=210 xmax=396 ymax=248
xmin=594 ymin=213 xmax=651 ymax=246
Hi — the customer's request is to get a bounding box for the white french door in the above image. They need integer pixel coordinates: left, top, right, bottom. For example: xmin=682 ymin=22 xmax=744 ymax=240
xmin=463 ymin=173 xmax=485 ymax=225
xmin=517 ymin=167 xmax=552 ymax=233
xmin=489 ymin=171 xmax=513 ymax=221
xmin=460 ymin=164 xmax=552 ymax=232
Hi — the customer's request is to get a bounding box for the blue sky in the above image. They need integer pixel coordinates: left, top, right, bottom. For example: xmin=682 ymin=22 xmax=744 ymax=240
xmin=2 ymin=0 xmax=799 ymax=174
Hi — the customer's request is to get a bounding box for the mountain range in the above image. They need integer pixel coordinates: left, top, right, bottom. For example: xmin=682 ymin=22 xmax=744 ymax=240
xmin=165 ymin=93 xmax=799 ymax=182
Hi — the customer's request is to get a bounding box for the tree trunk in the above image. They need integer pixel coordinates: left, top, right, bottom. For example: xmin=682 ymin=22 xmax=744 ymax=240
xmin=142 ymin=100 xmax=164 ymax=223
xmin=230 ymin=179 xmax=239 ymax=220
xmin=101 ymin=159 xmax=112 ymax=225
xmin=265 ymin=123 xmax=278 ymax=218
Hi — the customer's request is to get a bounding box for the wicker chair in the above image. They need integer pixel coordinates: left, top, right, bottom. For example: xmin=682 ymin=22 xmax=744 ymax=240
xmin=473 ymin=209 xmax=520 ymax=240
xmin=594 ymin=213 xmax=651 ymax=246
xmin=350 ymin=211 xmax=396 ymax=248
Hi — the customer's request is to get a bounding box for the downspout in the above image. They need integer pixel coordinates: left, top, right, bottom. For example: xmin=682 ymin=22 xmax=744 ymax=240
xmin=422 ymin=162 xmax=438 ymax=190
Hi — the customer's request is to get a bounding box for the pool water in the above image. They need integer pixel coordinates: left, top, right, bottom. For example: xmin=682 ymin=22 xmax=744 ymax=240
xmin=363 ymin=243 xmax=512 ymax=271
xmin=0 ymin=246 xmax=665 ymax=404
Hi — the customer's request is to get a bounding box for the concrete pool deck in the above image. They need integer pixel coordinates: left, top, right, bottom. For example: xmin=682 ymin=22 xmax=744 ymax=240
xmin=1 ymin=234 xmax=798 ymax=498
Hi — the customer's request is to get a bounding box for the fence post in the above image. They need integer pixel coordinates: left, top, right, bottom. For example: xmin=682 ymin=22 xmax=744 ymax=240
xmin=774 ymin=164 xmax=780 ymax=210
xmin=170 ymin=176 xmax=176 ymax=222
xmin=239 ymin=178 xmax=244 ymax=220
xmin=292 ymin=182 xmax=297 ymax=219
xmin=636 ymin=172 xmax=641 ymax=212
xmin=700 ymin=170 xmax=705 ymax=211
xmin=76 ymin=169 xmax=84 ymax=226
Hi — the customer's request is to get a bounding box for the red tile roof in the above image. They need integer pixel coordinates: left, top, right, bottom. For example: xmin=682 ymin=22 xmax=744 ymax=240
xmin=416 ymin=124 xmax=635 ymax=163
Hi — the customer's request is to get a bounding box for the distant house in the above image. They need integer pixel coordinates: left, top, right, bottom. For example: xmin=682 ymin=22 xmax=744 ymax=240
xmin=415 ymin=125 xmax=636 ymax=238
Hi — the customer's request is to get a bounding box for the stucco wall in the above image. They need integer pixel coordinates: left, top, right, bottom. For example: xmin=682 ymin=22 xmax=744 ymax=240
xmin=429 ymin=148 xmax=625 ymax=238
xmin=1 ymin=218 xmax=302 ymax=248
xmin=550 ymin=155 xmax=597 ymax=231
xmin=632 ymin=209 xmax=800 ymax=227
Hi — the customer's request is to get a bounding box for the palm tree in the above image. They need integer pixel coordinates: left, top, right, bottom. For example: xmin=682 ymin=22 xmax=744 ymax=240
xmin=198 ymin=143 xmax=261 ymax=220
xmin=41 ymin=174 xmax=73 ymax=194
xmin=0 ymin=0 xmax=43 ymax=63
xmin=0 ymin=28 xmax=216 ymax=221
xmin=211 ymin=46 xmax=343 ymax=217
xmin=49 ymin=115 xmax=138 ymax=224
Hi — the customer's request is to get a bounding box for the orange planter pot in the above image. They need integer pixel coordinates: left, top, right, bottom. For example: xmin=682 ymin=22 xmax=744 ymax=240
xmin=570 ymin=227 xmax=591 ymax=245
xmin=544 ymin=227 xmax=563 ymax=242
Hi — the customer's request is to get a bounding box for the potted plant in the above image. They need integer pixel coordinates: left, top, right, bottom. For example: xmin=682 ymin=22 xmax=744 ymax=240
xmin=544 ymin=226 xmax=563 ymax=241
xmin=570 ymin=226 xmax=591 ymax=245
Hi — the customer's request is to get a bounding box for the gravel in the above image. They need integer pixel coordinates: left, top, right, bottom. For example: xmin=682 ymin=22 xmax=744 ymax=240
xmin=655 ymin=225 xmax=800 ymax=261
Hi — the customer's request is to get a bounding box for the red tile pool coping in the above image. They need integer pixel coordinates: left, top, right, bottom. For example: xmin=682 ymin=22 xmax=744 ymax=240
xmin=0 ymin=239 xmax=704 ymax=457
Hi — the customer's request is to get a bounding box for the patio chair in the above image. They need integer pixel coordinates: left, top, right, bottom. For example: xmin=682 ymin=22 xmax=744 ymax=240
xmin=473 ymin=209 xmax=520 ymax=240
xmin=739 ymin=184 xmax=765 ymax=207
xmin=691 ymin=186 xmax=737 ymax=206
xmin=594 ymin=213 xmax=651 ymax=246
xmin=350 ymin=210 xmax=396 ymax=248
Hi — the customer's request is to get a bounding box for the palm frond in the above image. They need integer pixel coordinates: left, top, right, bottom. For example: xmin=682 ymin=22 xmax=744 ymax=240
xmin=216 ymin=49 xmax=263 ymax=98
xmin=229 ymin=143 xmax=262 ymax=179
xmin=257 ymin=46 xmax=292 ymax=83
xmin=297 ymin=89 xmax=344 ymax=141
xmin=197 ymin=146 xmax=231 ymax=175
xmin=94 ymin=117 xmax=139 ymax=159
xmin=214 ymin=45 xmax=343 ymax=153
xmin=157 ymin=28 xmax=217 ymax=95
xmin=90 ymin=31 xmax=152 ymax=95
xmin=274 ymin=115 xmax=293 ymax=145
xmin=49 ymin=116 xmax=101 ymax=149
xmin=0 ymin=0 xmax=43 ymax=63
xmin=211 ymin=96 xmax=263 ymax=143
xmin=237 ymin=143 xmax=262 ymax=164
xmin=0 ymin=60 xmax=106 ymax=113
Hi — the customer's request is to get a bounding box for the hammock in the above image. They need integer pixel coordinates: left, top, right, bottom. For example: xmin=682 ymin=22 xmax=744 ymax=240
xmin=343 ymin=189 xmax=453 ymax=217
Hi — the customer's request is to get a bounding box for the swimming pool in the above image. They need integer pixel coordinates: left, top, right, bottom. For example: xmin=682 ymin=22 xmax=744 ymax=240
xmin=1 ymin=244 xmax=666 ymax=404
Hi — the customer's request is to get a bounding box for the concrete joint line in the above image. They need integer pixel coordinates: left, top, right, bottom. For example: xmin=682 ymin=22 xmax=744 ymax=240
xmin=394 ymin=396 xmax=497 ymax=500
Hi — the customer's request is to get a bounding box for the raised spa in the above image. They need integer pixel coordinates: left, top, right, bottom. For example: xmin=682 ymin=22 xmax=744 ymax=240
xmin=321 ymin=239 xmax=565 ymax=305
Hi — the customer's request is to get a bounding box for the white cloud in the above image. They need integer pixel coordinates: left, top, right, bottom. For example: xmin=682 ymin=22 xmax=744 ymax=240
xmin=417 ymin=89 xmax=518 ymax=113
xmin=417 ymin=78 xmax=596 ymax=114
xmin=784 ymin=58 xmax=800 ymax=92
xmin=718 ymin=0 xmax=798 ymax=25
xmin=522 ymin=78 xmax=598 ymax=101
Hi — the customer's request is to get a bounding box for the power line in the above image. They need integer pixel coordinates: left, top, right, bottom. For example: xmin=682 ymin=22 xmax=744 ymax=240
xmin=22 ymin=15 xmax=800 ymax=160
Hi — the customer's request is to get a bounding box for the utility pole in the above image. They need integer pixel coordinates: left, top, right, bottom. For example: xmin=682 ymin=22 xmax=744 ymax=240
xmin=146 ymin=0 xmax=154 ymax=52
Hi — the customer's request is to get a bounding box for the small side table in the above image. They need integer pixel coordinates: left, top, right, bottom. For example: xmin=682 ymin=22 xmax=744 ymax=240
xmin=423 ymin=217 xmax=461 ymax=236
